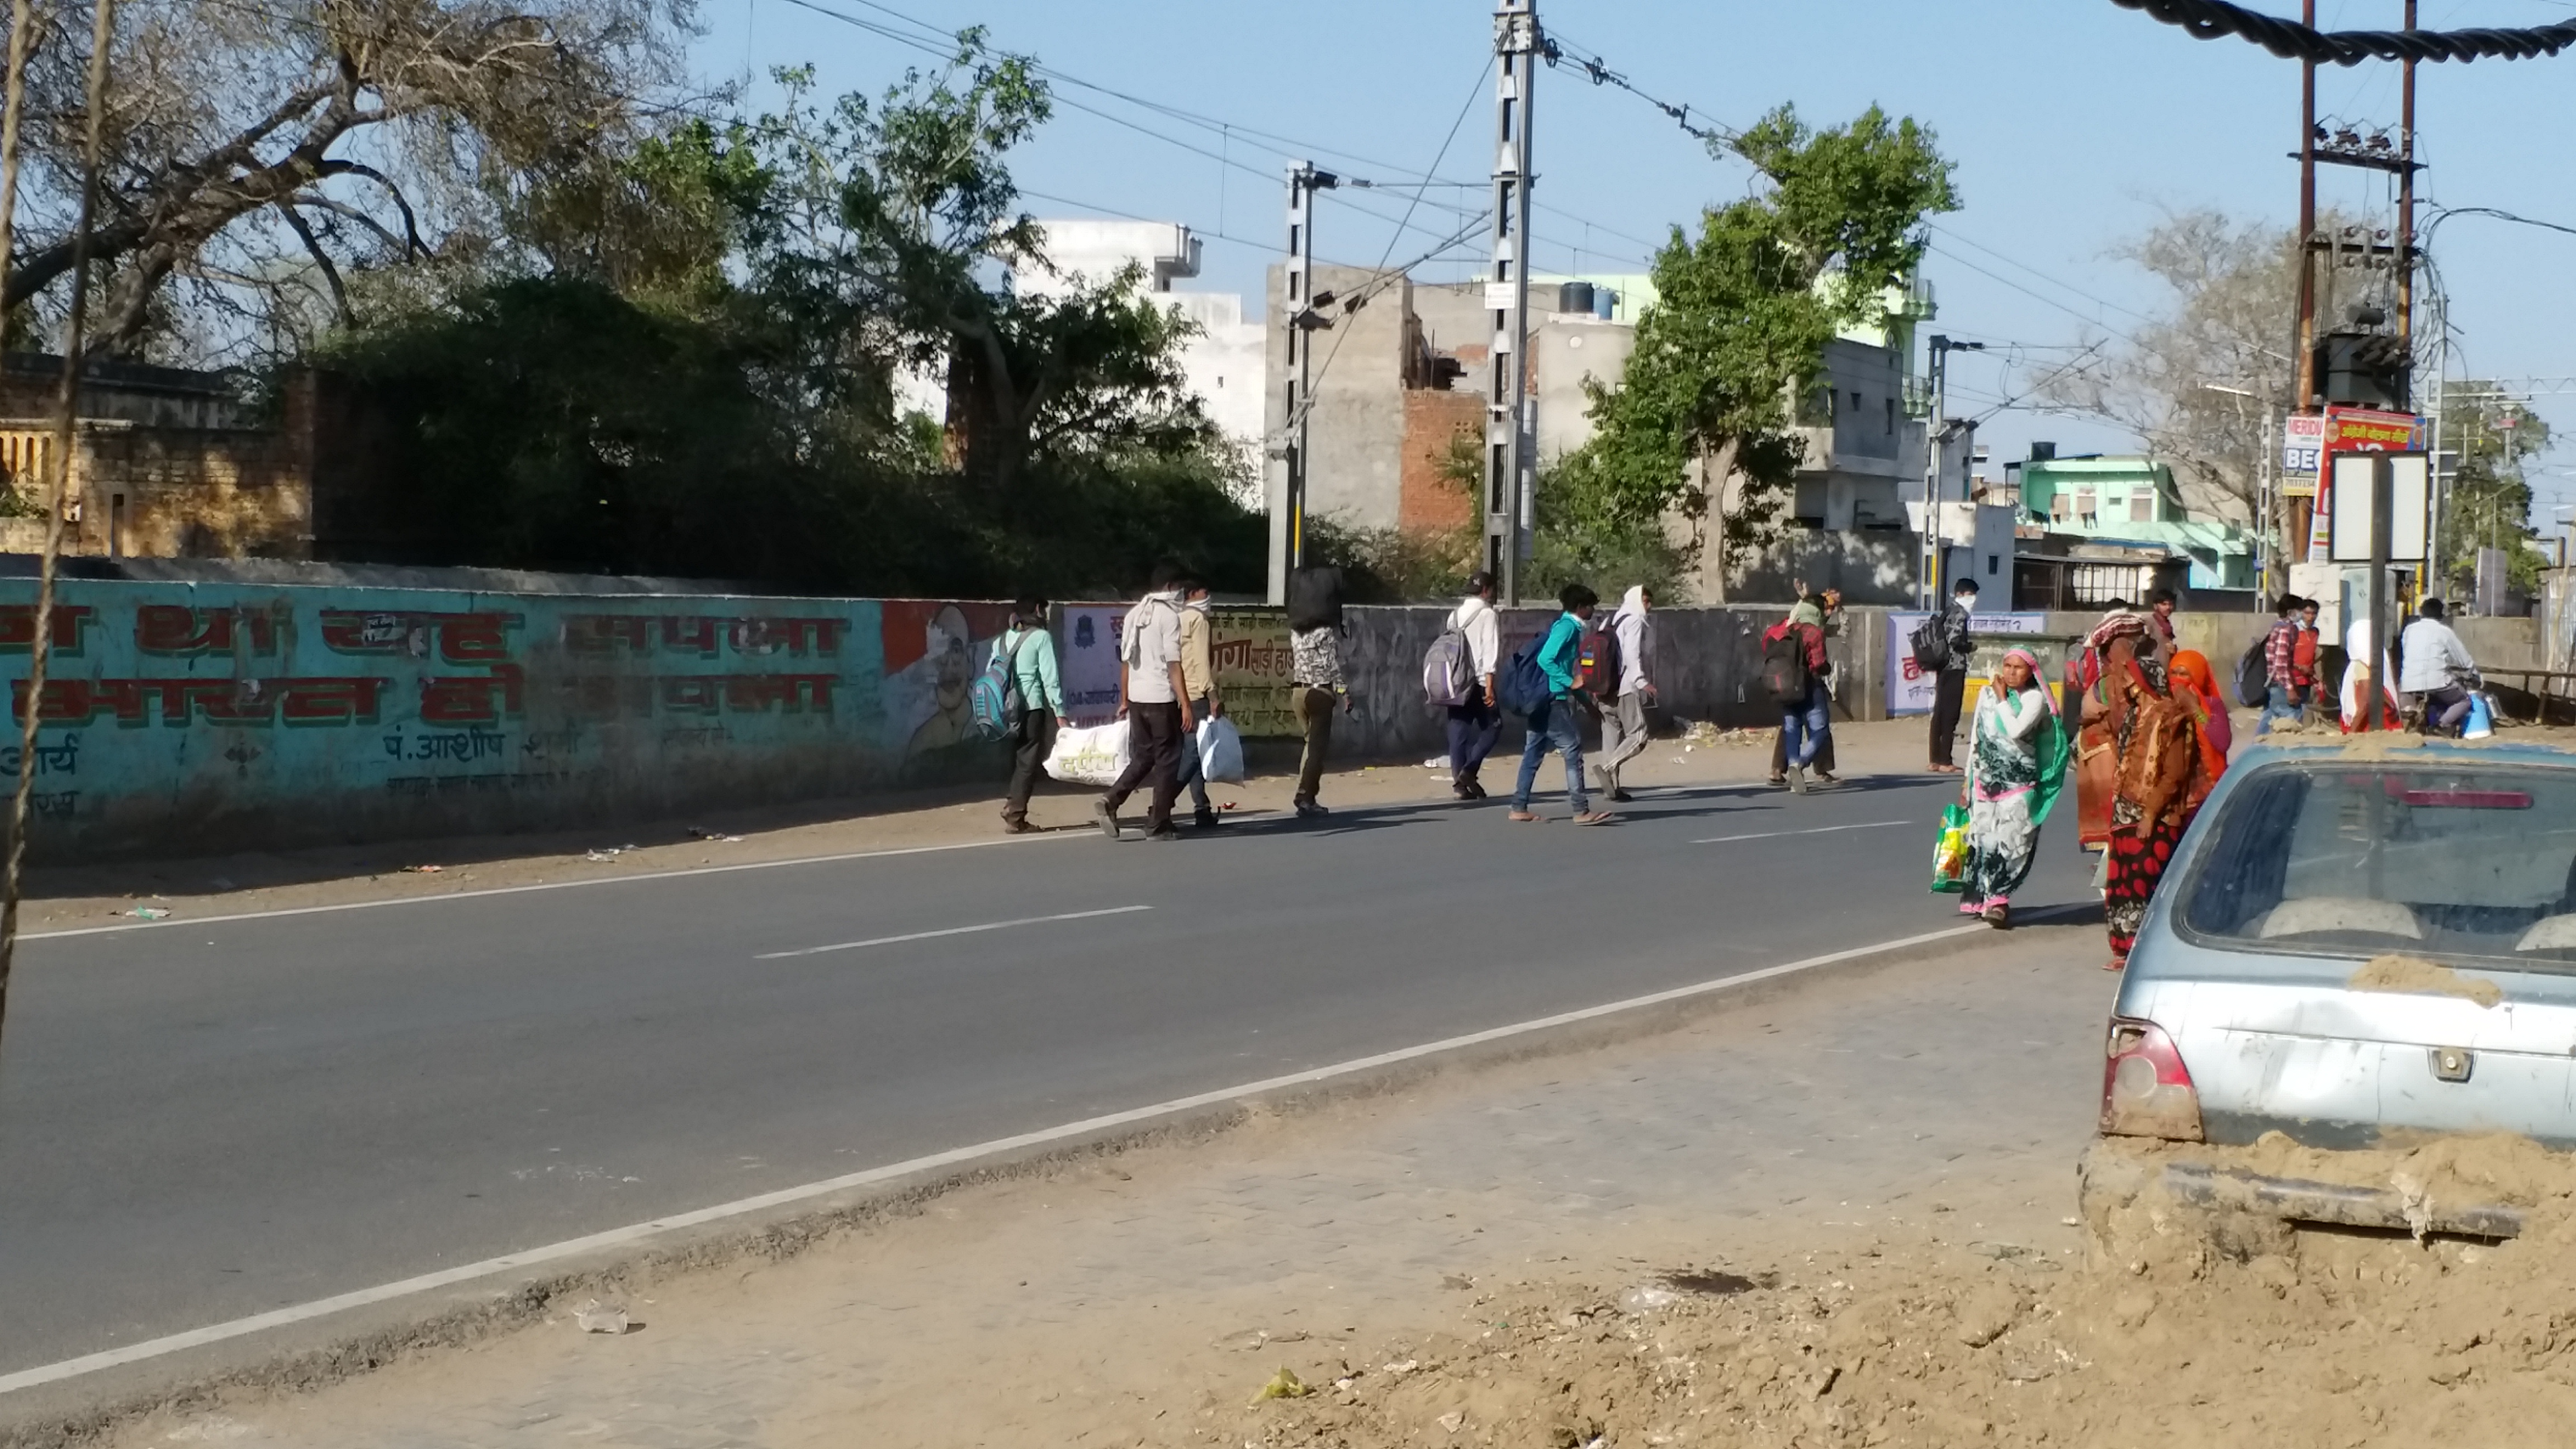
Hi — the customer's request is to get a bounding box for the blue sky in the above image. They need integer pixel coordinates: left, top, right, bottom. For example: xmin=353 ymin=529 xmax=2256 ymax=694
xmin=702 ymin=0 xmax=2576 ymax=518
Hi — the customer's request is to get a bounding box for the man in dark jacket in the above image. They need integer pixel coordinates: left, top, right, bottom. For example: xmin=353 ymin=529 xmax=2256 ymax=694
xmin=1928 ymin=577 xmax=1976 ymax=774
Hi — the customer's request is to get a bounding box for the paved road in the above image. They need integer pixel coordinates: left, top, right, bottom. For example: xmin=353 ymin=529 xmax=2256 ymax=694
xmin=0 ymin=770 xmax=2098 ymax=1377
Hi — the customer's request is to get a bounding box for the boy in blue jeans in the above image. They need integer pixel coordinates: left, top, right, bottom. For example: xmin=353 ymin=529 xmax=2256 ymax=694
xmin=1510 ymin=584 xmax=1615 ymax=825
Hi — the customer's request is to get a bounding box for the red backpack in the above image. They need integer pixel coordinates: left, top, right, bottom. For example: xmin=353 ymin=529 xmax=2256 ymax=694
xmin=1578 ymin=619 xmax=1623 ymax=698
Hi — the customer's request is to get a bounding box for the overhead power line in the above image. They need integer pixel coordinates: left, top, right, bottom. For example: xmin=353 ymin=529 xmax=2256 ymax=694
xmin=1536 ymin=27 xmax=1739 ymax=145
xmin=2109 ymin=0 xmax=2576 ymax=63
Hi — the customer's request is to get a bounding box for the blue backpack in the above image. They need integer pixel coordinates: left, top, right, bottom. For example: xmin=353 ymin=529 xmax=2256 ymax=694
xmin=1499 ymin=637 xmax=1553 ymax=716
xmin=969 ymin=629 xmax=1037 ymax=737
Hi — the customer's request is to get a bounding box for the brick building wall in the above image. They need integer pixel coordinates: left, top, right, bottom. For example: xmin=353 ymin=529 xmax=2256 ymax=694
xmin=1398 ymin=390 xmax=1484 ymax=535
xmin=0 ymin=369 xmax=317 ymax=560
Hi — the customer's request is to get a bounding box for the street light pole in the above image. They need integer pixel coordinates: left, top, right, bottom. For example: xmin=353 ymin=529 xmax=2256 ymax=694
xmin=1919 ymin=336 xmax=1982 ymax=610
xmin=1482 ymin=0 xmax=1540 ymax=605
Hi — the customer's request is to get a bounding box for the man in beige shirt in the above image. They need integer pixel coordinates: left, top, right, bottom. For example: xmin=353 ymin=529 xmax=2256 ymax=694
xmin=1170 ymin=579 xmax=1224 ymax=828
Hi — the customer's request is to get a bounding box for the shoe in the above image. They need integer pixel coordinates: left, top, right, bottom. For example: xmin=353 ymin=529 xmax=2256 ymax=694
xmin=1143 ymin=826 xmax=1181 ymax=842
xmin=1983 ymin=902 xmax=2011 ymax=928
xmin=1767 ymin=774 xmax=1788 ymax=788
xmin=1193 ymin=809 xmax=1223 ymax=830
xmin=1814 ymin=771 xmax=1839 ymax=786
xmin=1787 ymin=765 xmax=1807 ymax=795
xmin=1091 ymin=798 xmax=1121 ymax=840
xmin=1608 ymin=788 xmax=1635 ymax=804
xmin=1453 ymin=785 xmax=1478 ymax=801
xmin=1465 ymin=779 xmax=1489 ymax=800
xmin=1001 ymin=813 xmax=1036 ymax=835
xmin=1293 ymin=798 xmax=1328 ymax=818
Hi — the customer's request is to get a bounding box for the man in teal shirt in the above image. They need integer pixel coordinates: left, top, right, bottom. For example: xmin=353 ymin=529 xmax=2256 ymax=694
xmin=998 ymin=595 xmax=1067 ymax=833
xmin=1510 ymin=583 xmax=1612 ymax=825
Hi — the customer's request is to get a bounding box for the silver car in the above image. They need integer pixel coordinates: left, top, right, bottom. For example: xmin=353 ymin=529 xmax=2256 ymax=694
xmin=2085 ymin=738 xmax=2576 ymax=1238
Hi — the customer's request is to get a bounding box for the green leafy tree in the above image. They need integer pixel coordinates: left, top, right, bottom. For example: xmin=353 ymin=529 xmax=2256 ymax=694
xmin=1559 ymin=105 xmax=1956 ymax=600
xmin=2435 ymin=385 xmax=2553 ymax=599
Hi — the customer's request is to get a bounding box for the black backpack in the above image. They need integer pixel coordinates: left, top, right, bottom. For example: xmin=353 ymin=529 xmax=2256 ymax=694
xmin=1909 ymin=612 xmax=1952 ymax=671
xmin=1287 ymin=566 xmax=1344 ymax=632
xmin=1761 ymin=626 xmax=1812 ymax=707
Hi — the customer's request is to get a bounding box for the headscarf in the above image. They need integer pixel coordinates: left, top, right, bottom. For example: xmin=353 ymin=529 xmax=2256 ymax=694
xmin=1612 ymin=585 xmax=1649 ymax=625
xmin=2166 ymin=649 xmax=2232 ymax=782
xmin=1788 ymin=599 xmax=1825 ymax=628
xmin=2085 ymin=610 xmax=2151 ymax=652
xmin=1992 ymin=647 xmax=2073 ymax=824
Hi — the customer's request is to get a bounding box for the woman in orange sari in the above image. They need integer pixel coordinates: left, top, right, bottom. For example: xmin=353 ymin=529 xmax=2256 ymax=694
xmin=2094 ymin=628 xmax=2214 ymax=972
xmin=2165 ymin=649 xmax=2233 ymax=808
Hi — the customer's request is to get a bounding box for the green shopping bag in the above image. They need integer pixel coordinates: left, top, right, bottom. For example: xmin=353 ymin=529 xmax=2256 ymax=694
xmin=1930 ymin=803 xmax=1970 ymax=894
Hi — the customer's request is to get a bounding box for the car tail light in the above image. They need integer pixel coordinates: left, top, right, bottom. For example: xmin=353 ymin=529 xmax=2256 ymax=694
xmin=2100 ymin=1016 xmax=2204 ymax=1142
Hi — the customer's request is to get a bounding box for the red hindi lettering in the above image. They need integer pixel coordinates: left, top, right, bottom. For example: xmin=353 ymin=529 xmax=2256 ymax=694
xmin=661 ymin=616 xmax=723 ymax=656
xmin=419 ymin=665 xmax=527 ymax=724
xmin=433 ymin=612 xmax=520 ymax=663
xmin=0 ymin=604 xmax=93 ymax=654
xmin=661 ymin=676 xmax=724 ymax=713
xmin=277 ymin=677 xmax=389 ymax=726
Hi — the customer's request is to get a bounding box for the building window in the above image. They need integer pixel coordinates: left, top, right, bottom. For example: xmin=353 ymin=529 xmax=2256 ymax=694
xmin=2129 ymin=494 xmax=2152 ymax=523
xmin=1883 ymin=397 xmax=1896 ymax=436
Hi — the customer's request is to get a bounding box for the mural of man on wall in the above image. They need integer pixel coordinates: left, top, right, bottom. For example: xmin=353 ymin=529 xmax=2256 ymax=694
xmin=880 ymin=600 xmax=1011 ymax=766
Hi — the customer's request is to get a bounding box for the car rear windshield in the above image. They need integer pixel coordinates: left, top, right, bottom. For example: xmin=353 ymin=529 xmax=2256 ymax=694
xmin=2180 ymin=761 xmax=2576 ymax=970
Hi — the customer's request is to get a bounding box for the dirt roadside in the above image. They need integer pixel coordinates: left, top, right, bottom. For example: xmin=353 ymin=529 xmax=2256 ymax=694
xmin=17 ymin=718 xmax=1939 ymax=933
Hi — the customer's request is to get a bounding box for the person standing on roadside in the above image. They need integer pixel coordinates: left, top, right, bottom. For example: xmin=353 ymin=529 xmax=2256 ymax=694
xmin=1511 ymin=584 xmax=1613 ymax=826
xmin=1288 ymin=566 xmax=1352 ymax=818
xmin=1957 ymin=647 xmax=2069 ymax=929
xmin=2257 ymin=594 xmax=2305 ymax=736
xmin=2293 ymin=597 xmax=2322 ymax=723
xmin=1928 ymin=577 xmax=1977 ymax=774
xmin=1771 ymin=588 xmax=1842 ymax=786
xmin=1446 ymin=571 xmax=1504 ymax=800
xmin=1764 ymin=595 xmax=1834 ymax=794
xmin=997 ymin=595 xmax=1065 ymax=835
xmin=1170 ymin=575 xmax=1225 ymax=829
xmin=1096 ymin=564 xmax=1192 ymax=842
xmin=2146 ymin=587 xmax=2180 ymax=649
xmin=1595 ymin=585 xmax=1656 ymax=803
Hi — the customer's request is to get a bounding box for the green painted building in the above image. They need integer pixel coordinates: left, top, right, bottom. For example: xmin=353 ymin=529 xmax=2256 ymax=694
xmin=2010 ymin=454 xmax=2257 ymax=591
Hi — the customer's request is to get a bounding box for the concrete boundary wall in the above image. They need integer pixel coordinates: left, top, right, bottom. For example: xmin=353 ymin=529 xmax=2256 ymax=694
xmin=15 ymin=571 xmax=2527 ymax=862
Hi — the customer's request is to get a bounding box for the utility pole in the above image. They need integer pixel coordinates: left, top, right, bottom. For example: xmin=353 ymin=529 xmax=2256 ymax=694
xmin=1481 ymin=0 xmax=1540 ymax=604
xmin=1918 ymin=336 xmax=1981 ymax=609
xmin=2293 ymin=0 xmax=2319 ymax=414
xmin=1272 ymin=160 xmax=1335 ymax=604
xmin=2396 ymin=0 xmax=2417 ymax=356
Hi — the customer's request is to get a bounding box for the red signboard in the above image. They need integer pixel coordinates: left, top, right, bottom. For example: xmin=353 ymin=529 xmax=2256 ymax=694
xmin=2309 ymin=408 xmax=2424 ymax=560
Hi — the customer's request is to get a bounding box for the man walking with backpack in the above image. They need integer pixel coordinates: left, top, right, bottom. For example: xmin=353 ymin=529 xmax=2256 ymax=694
xmin=1437 ymin=571 xmax=1503 ymax=800
xmin=996 ymin=595 xmax=1064 ymax=835
xmin=1096 ymin=564 xmax=1192 ymax=842
xmin=1925 ymin=577 xmax=1976 ymax=774
xmin=2257 ymin=593 xmax=2307 ymax=736
xmin=1287 ymin=565 xmax=1352 ymax=818
xmin=1594 ymin=585 xmax=1656 ymax=804
xmin=1170 ymin=574 xmax=1225 ymax=828
xmin=1764 ymin=595 xmax=1834 ymax=794
xmin=1509 ymin=583 xmax=1613 ymax=826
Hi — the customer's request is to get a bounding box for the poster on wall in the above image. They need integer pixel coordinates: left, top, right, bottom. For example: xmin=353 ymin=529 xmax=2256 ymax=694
xmin=2308 ymin=407 xmax=2424 ymax=562
xmin=1054 ymin=603 xmax=1302 ymax=737
xmin=1883 ymin=612 xmax=2052 ymax=716
xmin=2280 ymin=414 xmax=2326 ymax=497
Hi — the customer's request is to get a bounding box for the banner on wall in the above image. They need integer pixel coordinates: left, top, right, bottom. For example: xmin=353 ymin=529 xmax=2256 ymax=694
xmin=1055 ymin=603 xmax=1301 ymax=737
xmin=1883 ymin=612 xmax=2052 ymax=716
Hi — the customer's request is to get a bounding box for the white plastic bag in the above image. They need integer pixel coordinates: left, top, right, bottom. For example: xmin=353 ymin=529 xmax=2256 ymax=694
xmin=1196 ymin=714 xmax=1246 ymax=784
xmin=1045 ymin=721 xmax=1129 ymax=785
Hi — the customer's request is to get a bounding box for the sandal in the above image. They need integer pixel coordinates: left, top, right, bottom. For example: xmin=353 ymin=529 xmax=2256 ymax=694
xmin=1571 ymin=811 xmax=1617 ymax=826
xmin=1508 ymin=810 xmax=1541 ymax=822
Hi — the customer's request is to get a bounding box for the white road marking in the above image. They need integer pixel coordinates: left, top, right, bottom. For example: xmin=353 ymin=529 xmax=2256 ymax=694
xmin=755 ymin=905 xmax=1154 ymax=960
xmin=1692 ymin=819 xmax=1909 ymax=845
xmin=17 ymin=831 xmax=1091 ymax=944
xmin=0 ymin=909 xmax=2081 ymax=1398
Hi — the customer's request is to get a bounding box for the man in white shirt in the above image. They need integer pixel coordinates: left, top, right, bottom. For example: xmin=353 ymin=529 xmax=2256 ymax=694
xmin=1446 ymin=571 xmax=1503 ymax=800
xmin=2399 ymin=597 xmax=2479 ymax=735
xmin=1096 ymin=563 xmax=1193 ymax=841
xmin=1595 ymin=585 xmax=1658 ymax=803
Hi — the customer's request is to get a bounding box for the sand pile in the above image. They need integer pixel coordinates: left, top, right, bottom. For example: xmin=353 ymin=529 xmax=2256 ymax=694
xmin=1223 ymin=1136 xmax=2576 ymax=1448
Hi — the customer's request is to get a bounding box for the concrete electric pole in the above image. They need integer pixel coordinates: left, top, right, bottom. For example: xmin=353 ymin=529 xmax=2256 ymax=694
xmin=1917 ymin=336 xmax=1981 ymax=609
xmin=1481 ymin=0 xmax=1540 ymax=604
xmin=1272 ymin=160 xmax=1336 ymax=602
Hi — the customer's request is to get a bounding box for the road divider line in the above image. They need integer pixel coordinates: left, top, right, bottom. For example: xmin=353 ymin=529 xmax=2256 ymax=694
xmin=17 ymin=831 xmax=1092 ymax=944
xmin=1692 ymin=819 xmax=1909 ymax=845
xmin=0 ymin=906 xmax=2083 ymax=1399
xmin=755 ymin=905 xmax=1154 ymax=960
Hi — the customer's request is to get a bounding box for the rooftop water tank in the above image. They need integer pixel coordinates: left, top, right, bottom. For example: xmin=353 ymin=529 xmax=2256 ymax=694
xmin=1557 ymin=280 xmax=1595 ymax=316
xmin=1593 ymin=287 xmax=1618 ymax=321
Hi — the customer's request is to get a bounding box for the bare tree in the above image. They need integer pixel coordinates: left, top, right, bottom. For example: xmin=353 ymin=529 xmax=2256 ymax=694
xmin=2048 ymin=208 xmax=2301 ymax=525
xmin=2 ymin=0 xmax=694 ymax=364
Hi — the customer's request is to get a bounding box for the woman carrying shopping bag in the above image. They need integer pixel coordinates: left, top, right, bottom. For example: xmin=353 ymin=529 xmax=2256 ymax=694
xmin=1957 ymin=648 xmax=2070 ymax=929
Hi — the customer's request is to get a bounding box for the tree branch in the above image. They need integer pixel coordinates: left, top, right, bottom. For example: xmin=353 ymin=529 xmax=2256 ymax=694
xmin=278 ymin=203 xmax=349 ymax=322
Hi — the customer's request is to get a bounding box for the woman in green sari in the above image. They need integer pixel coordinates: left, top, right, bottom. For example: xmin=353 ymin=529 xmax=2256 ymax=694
xmin=1958 ymin=647 xmax=2070 ymax=927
